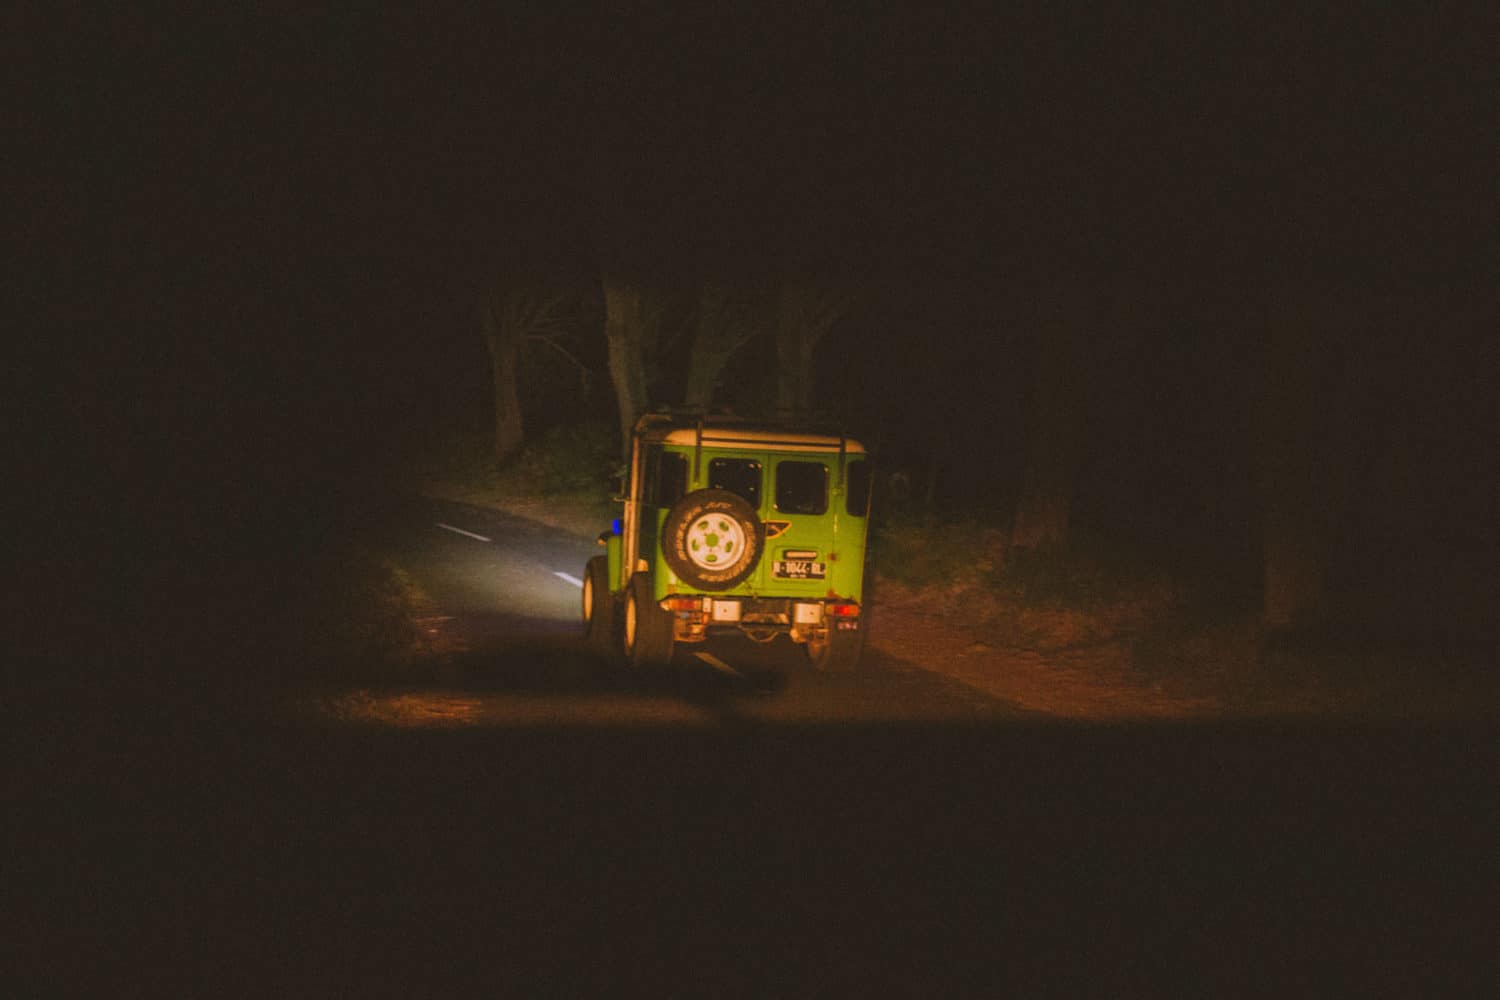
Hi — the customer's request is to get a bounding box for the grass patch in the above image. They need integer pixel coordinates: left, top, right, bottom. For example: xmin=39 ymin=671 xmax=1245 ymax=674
xmin=260 ymin=542 xmax=437 ymax=688
xmin=872 ymin=513 xmax=1184 ymax=652
xmin=873 ymin=514 xmax=1174 ymax=612
xmin=987 ymin=543 xmax=1166 ymax=612
xmin=869 ymin=514 xmax=1004 ymax=589
xmin=400 ymin=424 xmax=619 ymax=538
xmin=316 ymin=551 xmax=431 ymax=667
xmin=499 ymin=422 xmax=618 ymax=498
xmin=401 ymin=431 xmax=504 ymax=493
xmin=409 ymin=424 xmax=617 ymax=507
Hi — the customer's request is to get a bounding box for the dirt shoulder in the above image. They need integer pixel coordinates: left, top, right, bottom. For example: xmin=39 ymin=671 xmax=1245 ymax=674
xmin=868 ymin=584 xmax=1222 ymax=720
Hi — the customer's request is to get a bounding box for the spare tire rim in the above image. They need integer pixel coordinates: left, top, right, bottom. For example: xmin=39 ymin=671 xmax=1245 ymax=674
xmin=684 ymin=512 xmax=747 ymax=572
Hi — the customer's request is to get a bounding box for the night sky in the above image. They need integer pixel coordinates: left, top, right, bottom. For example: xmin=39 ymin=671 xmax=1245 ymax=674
xmin=19 ymin=6 xmax=1497 ymax=634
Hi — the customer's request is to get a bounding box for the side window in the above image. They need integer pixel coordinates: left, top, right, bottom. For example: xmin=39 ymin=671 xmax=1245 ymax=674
xmin=709 ymin=458 xmax=761 ymax=508
xmin=641 ymin=447 xmax=659 ymax=505
xmin=845 ymin=460 xmax=871 ymax=517
xmin=775 ymin=461 xmax=828 ymax=515
xmin=657 ymin=452 xmax=687 ymax=507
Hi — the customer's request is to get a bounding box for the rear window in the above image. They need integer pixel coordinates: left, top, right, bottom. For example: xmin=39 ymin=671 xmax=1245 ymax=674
xmin=775 ymin=461 xmax=828 ymax=515
xmin=709 ymin=458 xmax=761 ymax=507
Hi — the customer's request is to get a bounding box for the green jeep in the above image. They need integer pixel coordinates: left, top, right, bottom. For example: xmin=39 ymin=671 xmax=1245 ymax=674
xmin=582 ymin=412 xmax=872 ymax=672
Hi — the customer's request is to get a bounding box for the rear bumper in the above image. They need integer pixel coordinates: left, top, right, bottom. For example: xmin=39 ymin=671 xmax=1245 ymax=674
xmin=665 ymin=596 xmax=860 ymax=643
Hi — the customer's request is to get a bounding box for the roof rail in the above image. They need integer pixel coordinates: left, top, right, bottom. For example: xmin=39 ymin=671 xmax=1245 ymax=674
xmin=635 ymin=406 xmax=850 ymax=436
xmin=633 ymin=407 xmax=862 ymax=468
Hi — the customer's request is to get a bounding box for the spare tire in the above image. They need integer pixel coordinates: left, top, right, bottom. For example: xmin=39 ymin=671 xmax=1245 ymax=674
xmin=661 ymin=488 xmax=764 ymax=591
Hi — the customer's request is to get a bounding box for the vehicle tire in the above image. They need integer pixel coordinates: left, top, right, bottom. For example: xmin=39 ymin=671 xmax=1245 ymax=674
xmin=623 ymin=572 xmax=675 ymax=667
xmin=660 ymin=488 xmax=764 ymax=592
xmin=806 ymin=621 xmax=864 ymax=673
xmin=582 ymin=556 xmax=616 ymax=654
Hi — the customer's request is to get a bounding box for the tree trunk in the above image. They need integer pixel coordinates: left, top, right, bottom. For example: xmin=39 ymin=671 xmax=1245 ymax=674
xmin=684 ymin=284 xmax=759 ymax=410
xmin=603 ymin=277 xmax=650 ymax=459
xmin=683 ymin=286 xmax=727 ymax=410
xmin=775 ymin=283 xmax=844 ymax=419
xmin=479 ymin=296 xmax=525 ymax=463
xmin=1010 ymin=287 xmax=1088 ymax=550
xmin=774 ymin=328 xmax=814 ymax=417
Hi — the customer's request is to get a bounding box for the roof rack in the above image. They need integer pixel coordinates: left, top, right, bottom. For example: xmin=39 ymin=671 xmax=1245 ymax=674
xmin=634 ymin=407 xmax=863 ymax=476
xmin=634 ymin=406 xmax=850 ymax=438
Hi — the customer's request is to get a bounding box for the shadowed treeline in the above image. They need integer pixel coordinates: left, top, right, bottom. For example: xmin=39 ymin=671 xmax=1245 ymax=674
xmin=16 ymin=6 xmax=1496 ymax=683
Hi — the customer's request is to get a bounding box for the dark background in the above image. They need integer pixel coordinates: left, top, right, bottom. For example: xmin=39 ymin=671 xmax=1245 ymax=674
xmin=25 ymin=7 xmax=1497 ymax=660
xmin=11 ymin=8 xmax=1500 ymax=992
xmin=14 ymin=7 xmax=1499 ymax=655
xmin=24 ymin=21 xmax=1495 ymax=470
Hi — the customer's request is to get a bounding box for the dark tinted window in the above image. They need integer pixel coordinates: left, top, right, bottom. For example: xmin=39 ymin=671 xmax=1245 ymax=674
xmin=845 ymin=460 xmax=871 ymax=517
xmin=709 ymin=458 xmax=761 ymax=507
xmin=775 ymin=461 xmax=828 ymax=515
xmin=641 ymin=448 xmax=659 ymax=504
xmin=656 ymin=453 xmax=687 ymax=507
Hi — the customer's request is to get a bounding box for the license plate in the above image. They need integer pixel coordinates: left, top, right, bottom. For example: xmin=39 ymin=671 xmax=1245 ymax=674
xmin=773 ymin=560 xmax=825 ymax=579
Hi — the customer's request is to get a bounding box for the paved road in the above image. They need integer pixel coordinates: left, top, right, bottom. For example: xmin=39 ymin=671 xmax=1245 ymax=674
xmin=351 ymin=495 xmax=1033 ymax=727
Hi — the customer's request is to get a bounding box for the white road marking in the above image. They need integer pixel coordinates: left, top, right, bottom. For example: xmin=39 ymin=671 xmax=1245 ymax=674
xmin=553 ymin=572 xmax=583 ymax=587
xmin=694 ymin=651 xmax=742 ymax=678
xmin=435 ymin=522 xmax=491 ymax=542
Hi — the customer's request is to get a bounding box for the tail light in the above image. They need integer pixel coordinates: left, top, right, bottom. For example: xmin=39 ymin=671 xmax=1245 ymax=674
xmin=828 ymin=602 xmax=860 ymax=618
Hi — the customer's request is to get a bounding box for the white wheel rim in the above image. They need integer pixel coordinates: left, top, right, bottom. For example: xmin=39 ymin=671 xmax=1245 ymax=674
xmin=684 ymin=512 xmax=747 ymax=572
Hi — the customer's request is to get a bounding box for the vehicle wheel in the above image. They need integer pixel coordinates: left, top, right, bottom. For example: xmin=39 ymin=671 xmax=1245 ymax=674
xmin=623 ymin=573 xmax=675 ymax=667
xmin=582 ymin=556 xmax=616 ymax=654
xmin=806 ymin=622 xmax=864 ymax=673
xmin=660 ymin=488 xmax=764 ymax=592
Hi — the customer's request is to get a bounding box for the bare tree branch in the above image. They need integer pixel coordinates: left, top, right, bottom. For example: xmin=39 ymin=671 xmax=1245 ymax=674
xmin=501 ymin=293 xmax=570 ymax=339
xmin=526 ymin=332 xmax=592 ymax=379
